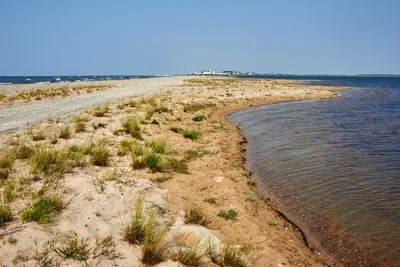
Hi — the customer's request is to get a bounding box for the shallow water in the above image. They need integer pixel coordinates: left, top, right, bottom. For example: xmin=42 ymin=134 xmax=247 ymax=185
xmin=229 ymin=77 xmax=400 ymax=264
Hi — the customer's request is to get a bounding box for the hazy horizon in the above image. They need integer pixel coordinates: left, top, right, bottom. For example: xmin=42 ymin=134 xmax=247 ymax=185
xmin=1 ymin=0 xmax=399 ymax=76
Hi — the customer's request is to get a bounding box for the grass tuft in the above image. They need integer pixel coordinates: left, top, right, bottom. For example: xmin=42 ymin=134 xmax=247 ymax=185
xmin=122 ymin=117 xmax=142 ymax=139
xmin=0 ymin=152 xmax=14 ymax=169
xmin=182 ymin=129 xmax=201 ymax=140
xmin=90 ymin=146 xmax=110 ymax=166
xmin=0 ymin=204 xmax=13 ymax=227
xmin=150 ymin=119 xmax=159 ymax=125
xmin=59 ymin=126 xmax=71 ymax=139
xmin=167 ymin=158 xmax=189 ymax=174
xmin=203 ymin=198 xmax=217 ymax=205
xmin=145 ymin=139 xmax=167 ymax=154
xmin=170 ymin=127 xmax=183 ymax=133
xmin=54 ymin=236 xmax=91 ymax=262
xmin=21 ymin=195 xmax=63 ymax=224
xmin=28 ymin=146 xmax=68 ymax=174
xmin=0 ymin=168 xmax=9 ymax=180
xmin=217 ymin=208 xmax=238 ymax=221
xmin=32 ymin=131 xmax=46 ymax=141
xmin=184 ymin=203 xmax=208 ymax=226
xmin=171 ymin=247 xmax=203 ymax=266
xmin=93 ymin=104 xmax=109 ymax=117
xmin=13 ymin=144 xmax=34 ymax=159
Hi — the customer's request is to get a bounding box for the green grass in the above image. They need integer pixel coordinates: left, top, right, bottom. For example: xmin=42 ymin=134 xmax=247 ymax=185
xmin=140 ymin=229 xmax=168 ymax=266
xmin=122 ymin=117 xmax=142 ymax=139
xmin=184 ymin=203 xmax=208 ymax=226
xmin=0 ymin=204 xmax=12 ymax=227
xmin=145 ymin=139 xmax=167 ymax=154
xmin=2 ymin=182 xmax=14 ymax=203
xmin=267 ymin=220 xmax=277 ymax=226
xmin=217 ymin=209 xmax=238 ymax=221
xmin=54 ymin=236 xmax=91 ymax=262
xmin=203 ymin=198 xmax=217 ymax=205
xmin=90 ymin=146 xmax=110 ymax=166
xmin=183 ymin=149 xmax=211 ymax=161
xmin=184 ymin=104 xmax=206 ymax=113
xmin=146 ymin=153 xmax=164 ymax=172
xmin=145 ymin=109 xmax=154 ymax=120
xmin=0 ymin=151 xmax=14 ymax=169
xmin=246 ymin=192 xmax=259 ymax=208
xmin=28 ymin=146 xmax=68 ymax=174
xmin=150 ymin=119 xmax=159 ymax=125
xmin=13 ymin=144 xmax=34 ymax=159
xmin=171 ymin=247 xmax=203 ymax=266
xmin=182 ymin=129 xmax=201 ymax=140
xmin=59 ymin=126 xmax=71 ymax=139
xmin=170 ymin=127 xmax=183 ymax=133
xmin=21 ymin=195 xmax=63 ymax=224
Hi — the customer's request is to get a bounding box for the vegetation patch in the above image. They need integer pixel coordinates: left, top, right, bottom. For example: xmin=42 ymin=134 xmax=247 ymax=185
xmin=0 ymin=151 xmax=14 ymax=169
xmin=90 ymin=146 xmax=110 ymax=166
xmin=184 ymin=103 xmax=216 ymax=113
xmin=21 ymin=195 xmax=63 ymax=224
xmin=28 ymin=146 xmax=68 ymax=174
xmin=182 ymin=129 xmax=201 ymax=140
xmin=183 ymin=149 xmax=211 ymax=161
xmin=0 ymin=204 xmax=13 ymax=226
xmin=13 ymin=144 xmax=34 ymax=159
xmin=203 ymin=198 xmax=217 ymax=205
xmin=192 ymin=115 xmax=206 ymax=122
xmin=170 ymin=127 xmax=183 ymax=133
xmin=54 ymin=236 xmax=91 ymax=262
xmin=217 ymin=208 xmax=238 ymax=221
xmin=59 ymin=125 xmax=71 ymax=139
xmin=122 ymin=117 xmax=142 ymax=139
xmin=184 ymin=203 xmax=208 ymax=226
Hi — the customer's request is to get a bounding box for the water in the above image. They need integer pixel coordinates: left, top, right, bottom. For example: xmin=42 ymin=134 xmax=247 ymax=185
xmin=0 ymin=75 xmax=154 ymax=85
xmin=229 ymin=76 xmax=400 ymax=265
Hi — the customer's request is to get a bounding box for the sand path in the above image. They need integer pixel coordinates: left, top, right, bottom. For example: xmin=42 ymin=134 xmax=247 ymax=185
xmin=0 ymin=76 xmax=185 ymax=132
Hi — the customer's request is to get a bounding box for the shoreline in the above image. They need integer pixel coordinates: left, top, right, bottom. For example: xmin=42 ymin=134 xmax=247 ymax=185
xmin=0 ymin=77 xmax=347 ymax=266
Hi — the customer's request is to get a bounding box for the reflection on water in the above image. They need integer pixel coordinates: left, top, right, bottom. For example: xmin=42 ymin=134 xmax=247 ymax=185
xmin=229 ymin=77 xmax=400 ymax=264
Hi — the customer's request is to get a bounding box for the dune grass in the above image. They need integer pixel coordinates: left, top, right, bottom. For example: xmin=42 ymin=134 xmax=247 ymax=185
xmin=54 ymin=236 xmax=91 ymax=262
xmin=32 ymin=131 xmax=46 ymax=141
xmin=0 ymin=151 xmax=14 ymax=169
xmin=73 ymin=117 xmax=88 ymax=133
xmin=0 ymin=168 xmax=9 ymax=180
xmin=145 ymin=139 xmax=167 ymax=154
xmin=28 ymin=146 xmax=68 ymax=174
xmin=59 ymin=126 xmax=71 ymax=139
xmin=13 ymin=144 xmax=34 ymax=159
xmin=0 ymin=204 xmax=12 ymax=226
xmin=217 ymin=208 xmax=238 ymax=221
xmin=184 ymin=203 xmax=208 ymax=226
xmin=207 ymin=243 xmax=248 ymax=267
xmin=171 ymin=246 xmax=203 ymax=266
xmin=93 ymin=104 xmax=109 ymax=117
xmin=90 ymin=146 xmax=110 ymax=166
xmin=21 ymin=195 xmax=63 ymax=224
xmin=182 ymin=129 xmax=201 ymax=140
xmin=122 ymin=117 xmax=142 ymax=140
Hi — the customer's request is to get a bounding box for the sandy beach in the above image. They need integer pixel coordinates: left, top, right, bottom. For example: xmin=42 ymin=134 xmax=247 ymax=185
xmin=0 ymin=77 xmax=343 ymax=266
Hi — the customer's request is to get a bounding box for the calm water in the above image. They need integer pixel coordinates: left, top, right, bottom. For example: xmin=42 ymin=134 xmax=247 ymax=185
xmin=0 ymin=75 xmax=154 ymax=85
xmin=229 ymin=76 xmax=400 ymax=264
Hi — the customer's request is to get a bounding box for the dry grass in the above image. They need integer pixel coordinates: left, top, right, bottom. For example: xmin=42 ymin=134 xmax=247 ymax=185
xmin=13 ymin=144 xmax=34 ymax=159
xmin=54 ymin=236 xmax=91 ymax=262
xmin=184 ymin=203 xmax=208 ymax=226
xmin=28 ymin=146 xmax=69 ymax=174
xmin=90 ymin=146 xmax=110 ymax=166
xmin=59 ymin=126 xmax=71 ymax=139
xmin=0 ymin=151 xmax=14 ymax=169
xmin=0 ymin=204 xmax=13 ymax=226
xmin=122 ymin=117 xmax=142 ymax=140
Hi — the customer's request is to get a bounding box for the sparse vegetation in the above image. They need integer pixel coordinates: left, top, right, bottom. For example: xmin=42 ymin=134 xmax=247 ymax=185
xmin=32 ymin=131 xmax=46 ymax=141
xmin=207 ymin=243 xmax=248 ymax=267
xmin=145 ymin=139 xmax=167 ymax=154
xmin=246 ymin=192 xmax=259 ymax=208
xmin=183 ymin=149 xmax=211 ymax=161
xmin=21 ymin=195 xmax=63 ymax=224
xmin=2 ymin=182 xmax=14 ymax=203
xmin=153 ymin=176 xmax=172 ymax=183
xmin=0 ymin=204 xmax=12 ymax=226
xmin=0 ymin=168 xmax=9 ymax=180
xmin=182 ymin=129 xmax=201 ymax=140
xmin=203 ymin=198 xmax=217 ymax=205
xmin=145 ymin=109 xmax=154 ymax=120
xmin=267 ymin=220 xmax=277 ymax=226
xmin=171 ymin=247 xmax=203 ymax=266
xmin=184 ymin=203 xmax=208 ymax=226
xmin=54 ymin=236 xmax=91 ymax=262
xmin=170 ymin=126 xmax=183 ymax=133
xmin=217 ymin=208 xmax=238 ymax=221
xmin=0 ymin=151 xmax=14 ymax=169
xmin=192 ymin=115 xmax=206 ymax=122
xmin=154 ymin=105 xmax=170 ymax=113
xmin=13 ymin=144 xmax=34 ymax=159
xmin=122 ymin=117 xmax=142 ymax=139
xmin=59 ymin=125 xmax=71 ymax=139
xmin=167 ymin=158 xmax=189 ymax=174
xmin=90 ymin=146 xmax=110 ymax=166
xmin=151 ymin=119 xmax=159 ymax=125
xmin=73 ymin=117 xmax=88 ymax=132
xmin=28 ymin=146 xmax=68 ymax=174
xmin=93 ymin=104 xmax=109 ymax=117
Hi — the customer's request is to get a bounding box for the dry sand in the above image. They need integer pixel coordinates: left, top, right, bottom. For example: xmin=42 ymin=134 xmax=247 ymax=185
xmin=0 ymin=77 xmax=343 ymax=266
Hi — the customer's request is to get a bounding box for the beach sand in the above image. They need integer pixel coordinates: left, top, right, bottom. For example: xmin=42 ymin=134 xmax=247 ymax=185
xmin=0 ymin=77 xmax=342 ymax=266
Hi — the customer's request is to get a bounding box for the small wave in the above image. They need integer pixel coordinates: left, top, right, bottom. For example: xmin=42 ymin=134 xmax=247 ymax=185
xmin=0 ymin=82 xmax=12 ymax=85
xmin=35 ymin=81 xmax=50 ymax=84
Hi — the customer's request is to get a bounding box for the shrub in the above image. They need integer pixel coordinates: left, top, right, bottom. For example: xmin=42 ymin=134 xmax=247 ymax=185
xmin=0 ymin=204 xmax=12 ymax=226
xmin=122 ymin=117 xmax=142 ymax=139
xmin=21 ymin=195 xmax=63 ymax=224
xmin=184 ymin=104 xmax=205 ymax=113
xmin=192 ymin=115 xmax=206 ymax=122
xmin=182 ymin=130 xmax=201 ymax=140
xmin=150 ymin=119 xmax=159 ymax=125
xmin=0 ymin=152 xmax=14 ymax=169
xmin=2 ymin=182 xmax=14 ymax=203
xmin=183 ymin=149 xmax=211 ymax=161
xmin=153 ymin=176 xmax=172 ymax=183
xmin=217 ymin=209 xmax=238 ymax=221
xmin=13 ymin=144 xmax=34 ymax=159
xmin=184 ymin=203 xmax=208 ymax=226
xmin=90 ymin=146 xmax=110 ymax=166
xmin=59 ymin=126 xmax=71 ymax=139
xmin=28 ymin=146 xmax=68 ymax=174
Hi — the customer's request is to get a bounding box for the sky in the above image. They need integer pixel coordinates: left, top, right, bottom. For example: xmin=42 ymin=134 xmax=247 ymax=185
xmin=0 ymin=0 xmax=399 ymax=75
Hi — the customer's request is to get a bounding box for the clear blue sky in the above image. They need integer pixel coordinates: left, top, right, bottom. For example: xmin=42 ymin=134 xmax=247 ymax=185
xmin=1 ymin=0 xmax=399 ymax=75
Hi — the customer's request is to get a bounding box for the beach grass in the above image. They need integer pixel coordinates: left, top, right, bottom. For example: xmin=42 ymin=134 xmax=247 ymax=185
xmin=21 ymin=195 xmax=63 ymax=224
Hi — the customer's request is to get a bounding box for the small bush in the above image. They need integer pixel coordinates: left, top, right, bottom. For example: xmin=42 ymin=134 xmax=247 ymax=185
xmin=59 ymin=126 xmax=71 ymax=139
xmin=217 ymin=209 xmax=238 ymax=221
xmin=118 ymin=139 xmax=136 ymax=156
xmin=128 ymin=100 xmax=137 ymax=107
xmin=0 ymin=204 xmax=12 ymax=226
xmin=21 ymin=195 xmax=63 ymax=224
xmin=246 ymin=192 xmax=258 ymax=208
xmin=74 ymin=121 xmax=86 ymax=133
xmin=184 ymin=203 xmax=208 ymax=226
xmin=54 ymin=236 xmax=90 ymax=261
xmin=122 ymin=117 xmax=142 ymax=139
xmin=150 ymin=119 xmax=159 ymax=125
xmin=170 ymin=127 xmax=183 ymax=133
xmin=0 ymin=152 xmax=14 ymax=169
xmin=29 ymin=147 xmax=68 ymax=174
xmin=93 ymin=104 xmax=109 ymax=117
xmin=203 ymin=198 xmax=217 ymax=205
xmin=90 ymin=146 xmax=110 ymax=166
xmin=13 ymin=144 xmax=34 ymax=159
xmin=182 ymin=130 xmax=201 ymax=140
xmin=192 ymin=115 xmax=206 ymax=122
